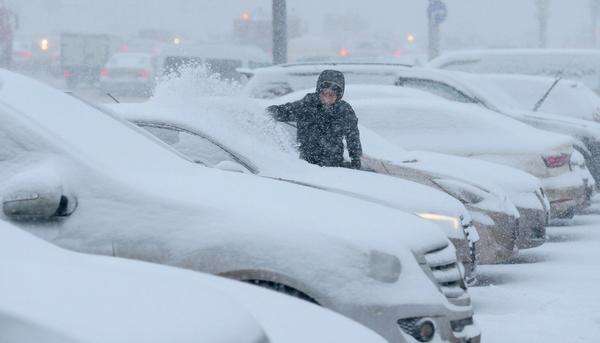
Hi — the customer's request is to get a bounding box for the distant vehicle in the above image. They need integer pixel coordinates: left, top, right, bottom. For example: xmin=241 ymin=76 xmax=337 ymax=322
xmin=1 ymin=219 xmax=388 ymax=343
xmin=0 ymin=69 xmax=480 ymax=343
xmin=10 ymin=38 xmax=33 ymax=70
xmin=60 ymin=32 xmax=121 ymax=88
xmin=428 ymin=49 xmax=600 ymax=94
xmin=157 ymin=43 xmax=271 ymax=81
xmin=99 ymin=52 xmax=156 ymax=96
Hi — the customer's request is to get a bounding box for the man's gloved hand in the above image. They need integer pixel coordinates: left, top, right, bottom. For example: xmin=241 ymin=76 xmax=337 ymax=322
xmin=350 ymin=159 xmax=361 ymax=170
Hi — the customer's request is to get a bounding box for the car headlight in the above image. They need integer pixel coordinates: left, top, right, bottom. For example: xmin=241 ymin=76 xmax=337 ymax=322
xmin=432 ymin=178 xmax=486 ymax=204
xmin=368 ymin=250 xmax=401 ymax=283
xmin=416 ymin=213 xmax=465 ymax=240
xmin=416 ymin=213 xmax=461 ymax=229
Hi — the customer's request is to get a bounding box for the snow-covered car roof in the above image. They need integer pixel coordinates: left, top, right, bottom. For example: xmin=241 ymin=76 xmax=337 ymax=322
xmin=111 ymin=94 xmax=474 ymax=240
xmin=480 ymin=73 xmax=600 ymax=122
xmin=428 ymin=49 xmax=600 ymax=91
xmin=0 ymin=220 xmax=386 ymax=343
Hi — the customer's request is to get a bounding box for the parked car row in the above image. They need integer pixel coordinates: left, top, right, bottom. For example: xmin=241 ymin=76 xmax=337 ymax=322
xmin=0 ymin=70 xmax=479 ymax=342
xmin=3 ymin=49 xmax=598 ymax=342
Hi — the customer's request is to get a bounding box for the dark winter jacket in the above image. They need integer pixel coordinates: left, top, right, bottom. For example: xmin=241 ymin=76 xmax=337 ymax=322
xmin=267 ymin=70 xmax=363 ymax=168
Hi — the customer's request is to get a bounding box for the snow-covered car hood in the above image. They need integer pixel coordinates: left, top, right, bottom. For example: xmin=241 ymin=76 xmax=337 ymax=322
xmin=111 ymin=99 xmax=473 ymax=240
xmin=0 ymin=70 xmax=451 ymax=304
xmin=1 ymin=220 xmax=386 ymax=343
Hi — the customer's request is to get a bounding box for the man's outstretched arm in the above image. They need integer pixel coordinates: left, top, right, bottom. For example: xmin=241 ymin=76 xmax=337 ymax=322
xmin=267 ymin=99 xmax=305 ymax=122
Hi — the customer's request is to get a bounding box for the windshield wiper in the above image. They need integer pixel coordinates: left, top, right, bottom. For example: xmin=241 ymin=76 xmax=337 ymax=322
xmin=533 ymin=74 xmax=562 ymax=112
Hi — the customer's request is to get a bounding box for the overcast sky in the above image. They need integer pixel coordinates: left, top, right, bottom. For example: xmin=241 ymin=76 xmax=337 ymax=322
xmin=11 ymin=0 xmax=598 ymax=49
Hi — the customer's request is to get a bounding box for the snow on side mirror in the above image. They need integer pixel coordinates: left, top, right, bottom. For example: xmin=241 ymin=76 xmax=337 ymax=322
xmin=1 ymin=164 xmax=77 ymax=221
xmin=215 ymin=160 xmax=248 ymax=174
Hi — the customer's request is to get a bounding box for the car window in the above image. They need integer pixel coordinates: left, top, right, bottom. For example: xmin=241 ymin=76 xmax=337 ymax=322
xmin=395 ymin=78 xmax=478 ymax=104
xmin=139 ymin=124 xmax=251 ymax=171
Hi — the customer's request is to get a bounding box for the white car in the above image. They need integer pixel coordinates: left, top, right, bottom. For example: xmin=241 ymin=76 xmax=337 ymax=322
xmin=99 ymin=52 xmax=157 ymax=96
xmin=112 ymin=98 xmax=480 ymax=268
xmin=0 ymin=219 xmax=388 ymax=343
xmin=0 ymin=70 xmax=480 ymax=343
xmin=477 ymin=73 xmax=600 ymax=188
xmin=388 ymin=67 xmax=598 ymax=202
xmin=342 ymin=89 xmax=579 ymax=220
xmin=428 ymin=49 xmax=600 ymax=93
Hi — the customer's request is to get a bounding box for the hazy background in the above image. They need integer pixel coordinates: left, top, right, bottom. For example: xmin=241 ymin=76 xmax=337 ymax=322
xmin=9 ymin=0 xmax=597 ymax=51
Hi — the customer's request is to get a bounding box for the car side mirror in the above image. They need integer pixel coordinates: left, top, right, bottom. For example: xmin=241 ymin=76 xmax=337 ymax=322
xmin=215 ymin=160 xmax=248 ymax=174
xmin=1 ymin=166 xmax=77 ymax=221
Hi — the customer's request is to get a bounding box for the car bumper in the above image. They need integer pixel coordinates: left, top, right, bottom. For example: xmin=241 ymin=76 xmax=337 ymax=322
xmin=544 ymin=183 xmax=586 ymax=219
xmin=100 ymin=80 xmax=154 ymax=95
xmin=468 ymin=208 xmax=518 ymax=264
xmin=515 ymin=206 xmax=547 ymax=249
xmin=339 ymin=302 xmax=480 ymax=343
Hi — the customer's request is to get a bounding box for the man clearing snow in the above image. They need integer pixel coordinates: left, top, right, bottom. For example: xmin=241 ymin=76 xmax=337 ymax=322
xmin=267 ymin=70 xmax=363 ymax=169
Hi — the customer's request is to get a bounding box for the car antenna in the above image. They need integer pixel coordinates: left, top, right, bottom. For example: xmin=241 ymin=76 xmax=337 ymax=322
xmin=106 ymin=93 xmax=120 ymax=104
xmin=532 ymin=72 xmax=562 ymax=112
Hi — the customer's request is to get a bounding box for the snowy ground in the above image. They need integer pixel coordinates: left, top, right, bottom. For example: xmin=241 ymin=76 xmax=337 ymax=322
xmin=471 ymin=196 xmax=600 ymax=342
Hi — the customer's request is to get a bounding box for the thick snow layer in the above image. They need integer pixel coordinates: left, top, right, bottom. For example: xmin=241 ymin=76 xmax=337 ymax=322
xmin=0 ymin=69 xmax=452 ymax=310
xmin=1 ymin=220 xmax=386 ymax=343
xmin=470 ymin=202 xmax=600 ymax=342
xmin=112 ymin=97 xmax=474 ymax=240
xmin=482 ymin=74 xmax=600 ymax=122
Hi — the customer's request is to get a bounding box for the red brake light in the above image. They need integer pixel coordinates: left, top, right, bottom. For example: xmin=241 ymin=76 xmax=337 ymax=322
xmin=542 ymin=153 xmax=570 ymax=168
xmin=138 ymin=69 xmax=150 ymax=79
xmin=17 ymin=51 xmax=32 ymax=59
xmin=119 ymin=44 xmax=129 ymax=53
xmin=100 ymin=68 xmax=109 ymax=77
xmin=63 ymin=70 xmax=72 ymax=78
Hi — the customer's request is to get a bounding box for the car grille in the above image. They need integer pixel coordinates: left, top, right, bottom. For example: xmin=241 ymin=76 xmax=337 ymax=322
xmin=423 ymin=244 xmax=467 ymax=300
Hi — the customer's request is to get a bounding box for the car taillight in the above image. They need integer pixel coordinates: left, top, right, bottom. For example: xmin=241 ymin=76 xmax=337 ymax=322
xmin=100 ymin=68 xmax=109 ymax=77
xmin=138 ymin=69 xmax=150 ymax=79
xmin=63 ymin=70 xmax=72 ymax=78
xmin=542 ymin=153 xmax=570 ymax=168
xmin=17 ymin=51 xmax=32 ymax=59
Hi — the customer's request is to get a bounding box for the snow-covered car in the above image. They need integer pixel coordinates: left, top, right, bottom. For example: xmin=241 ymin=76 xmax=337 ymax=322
xmin=343 ymin=91 xmax=580 ymax=220
xmin=112 ymin=97 xmax=480 ymax=268
xmin=99 ymin=52 xmax=157 ymax=96
xmin=428 ymin=49 xmax=600 ymax=94
xmin=0 ymin=70 xmax=480 ymax=343
xmin=1 ymin=219 xmax=388 ymax=343
xmin=476 ymin=73 xmax=600 ymax=185
xmin=387 ymin=67 xmax=598 ymax=200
